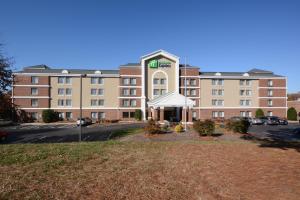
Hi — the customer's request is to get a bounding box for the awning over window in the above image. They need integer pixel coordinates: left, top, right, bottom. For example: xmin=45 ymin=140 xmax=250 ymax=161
xmin=147 ymin=92 xmax=195 ymax=108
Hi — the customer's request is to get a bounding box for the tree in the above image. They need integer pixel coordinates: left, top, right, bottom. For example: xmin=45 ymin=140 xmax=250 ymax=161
xmin=42 ymin=109 xmax=59 ymax=123
xmin=287 ymin=107 xmax=297 ymax=121
xmin=134 ymin=109 xmax=142 ymax=121
xmin=255 ymin=109 xmax=264 ymax=118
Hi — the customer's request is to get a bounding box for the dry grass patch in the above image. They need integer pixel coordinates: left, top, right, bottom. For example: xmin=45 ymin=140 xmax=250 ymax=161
xmin=0 ymin=141 xmax=300 ymax=200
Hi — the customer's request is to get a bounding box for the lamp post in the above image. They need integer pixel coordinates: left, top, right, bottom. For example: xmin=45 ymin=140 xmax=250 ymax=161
xmin=184 ymin=57 xmax=187 ymax=132
xmin=79 ymin=74 xmax=86 ymax=142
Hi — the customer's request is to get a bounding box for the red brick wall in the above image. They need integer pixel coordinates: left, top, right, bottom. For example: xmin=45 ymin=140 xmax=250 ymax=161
xmin=14 ymin=75 xmax=50 ymax=85
xmin=259 ymin=99 xmax=286 ymax=107
xmin=259 ymin=88 xmax=286 ymax=97
xmin=259 ymin=79 xmax=286 ymax=87
xmin=180 ymin=68 xmax=199 ymax=76
xmin=14 ymin=98 xmax=50 ymax=108
xmin=119 ymin=67 xmax=141 ymax=75
xmin=14 ymin=87 xmax=49 ymax=96
xmin=287 ymin=101 xmax=300 ymax=114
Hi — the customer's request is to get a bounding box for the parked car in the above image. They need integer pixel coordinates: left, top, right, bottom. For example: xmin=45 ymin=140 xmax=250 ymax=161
xmin=278 ymin=118 xmax=288 ymax=125
xmin=0 ymin=131 xmax=8 ymax=141
xmin=76 ymin=117 xmax=92 ymax=126
xmin=260 ymin=116 xmax=279 ymax=125
xmin=0 ymin=119 xmax=13 ymax=127
xmin=293 ymin=127 xmax=300 ymax=134
xmin=251 ymin=118 xmax=263 ymax=125
xmin=230 ymin=116 xmax=252 ymax=125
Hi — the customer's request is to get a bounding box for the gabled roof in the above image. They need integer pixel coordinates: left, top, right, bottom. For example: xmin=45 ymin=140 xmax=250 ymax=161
xmin=148 ymin=92 xmax=195 ymax=108
xmin=141 ymin=49 xmax=179 ymax=60
xmin=248 ymin=68 xmax=273 ymax=74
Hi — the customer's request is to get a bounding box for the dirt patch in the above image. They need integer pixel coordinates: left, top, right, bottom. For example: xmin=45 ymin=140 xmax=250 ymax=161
xmin=1 ymin=142 xmax=300 ymax=199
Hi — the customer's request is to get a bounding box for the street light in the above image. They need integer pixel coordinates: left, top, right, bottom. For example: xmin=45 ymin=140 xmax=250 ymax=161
xmin=79 ymin=74 xmax=86 ymax=142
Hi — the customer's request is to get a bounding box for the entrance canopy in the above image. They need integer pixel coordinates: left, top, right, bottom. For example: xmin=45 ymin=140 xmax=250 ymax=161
xmin=147 ymin=92 xmax=195 ymax=108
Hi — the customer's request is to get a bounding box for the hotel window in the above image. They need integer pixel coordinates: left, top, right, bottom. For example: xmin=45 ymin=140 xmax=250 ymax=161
xmin=66 ymin=88 xmax=72 ymax=95
xmin=58 ymin=77 xmax=65 ymax=84
xmin=218 ymin=89 xmax=224 ymax=96
xmin=218 ymin=100 xmax=224 ymax=106
xmin=91 ymin=99 xmax=98 ymax=106
xmin=218 ymin=79 xmax=224 ymax=86
xmin=240 ymin=100 xmax=251 ymax=106
xmin=190 ymin=79 xmax=196 ymax=86
xmin=65 ymin=77 xmax=72 ymax=84
xmin=98 ymin=89 xmax=104 ymax=95
xmin=267 ymin=89 xmax=273 ymax=97
xmin=212 ymin=111 xmax=224 ymax=118
xmin=31 ymin=76 xmax=39 ymax=84
xmin=240 ymin=111 xmax=252 ymax=117
xmin=91 ymin=77 xmax=98 ymax=84
xmin=153 ymin=89 xmax=160 ymax=96
xmin=66 ymin=112 xmax=73 ymax=120
xmin=31 ymin=88 xmax=38 ymax=95
xmin=268 ymin=80 xmax=273 ymax=87
xmin=268 ymin=99 xmax=273 ymax=106
xmin=240 ymin=80 xmax=245 ymax=86
xmin=161 ymin=89 xmax=167 ymax=95
xmin=267 ymin=111 xmax=273 ymax=116
xmin=191 ymin=89 xmax=196 ymax=96
xmin=212 ymin=99 xmax=218 ymax=106
xmin=58 ymin=88 xmax=64 ymax=95
xmin=122 ymin=88 xmax=129 ymax=96
xmin=212 ymin=111 xmax=218 ymax=118
xmin=160 ymin=78 xmax=166 ymax=85
xmin=240 ymin=90 xmax=245 ymax=96
xmin=66 ymin=99 xmax=72 ymax=107
xmin=122 ymin=99 xmax=130 ymax=107
xmin=130 ymin=112 xmax=135 ymax=118
xmin=212 ymin=99 xmax=223 ymax=106
xmin=31 ymin=99 xmax=38 ymax=107
xmin=185 ymin=79 xmax=190 ymax=86
xmin=91 ymin=89 xmax=97 ymax=95
xmin=30 ymin=112 xmax=38 ymax=120
xmin=99 ymin=112 xmax=105 ymax=119
xmin=192 ymin=111 xmax=197 ymax=121
xmin=123 ymin=78 xmax=130 ymax=85
xmin=212 ymin=89 xmax=218 ymax=96
xmin=212 ymin=79 xmax=217 ymax=85
xmin=153 ymin=78 xmax=159 ymax=85
xmin=122 ymin=112 xmax=129 ymax=118
xmin=246 ymin=80 xmax=251 ymax=86
xmin=58 ymin=99 xmax=64 ymax=106
xmin=98 ymin=99 xmax=104 ymax=106
xmin=58 ymin=112 xmax=64 ymax=119
xmin=98 ymin=78 xmax=104 ymax=84
xmin=246 ymin=90 xmax=252 ymax=96
xmin=130 ymin=100 xmax=137 ymax=107
xmin=130 ymin=78 xmax=137 ymax=85
xmin=186 ymin=89 xmax=190 ymax=96
xmin=91 ymin=112 xmax=98 ymax=119
xmin=130 ymin=89 xmax=136 ymax=96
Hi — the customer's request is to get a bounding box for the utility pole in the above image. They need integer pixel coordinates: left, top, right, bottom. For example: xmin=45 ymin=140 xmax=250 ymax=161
xmin=184 ymin=57 xmax=187 ymax=132
xmin=79 ymin=74 xmax=84 ymax=142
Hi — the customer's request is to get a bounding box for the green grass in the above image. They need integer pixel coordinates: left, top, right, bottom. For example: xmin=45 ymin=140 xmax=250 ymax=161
xmin=108 ymin=128 xmax=143 ymax=139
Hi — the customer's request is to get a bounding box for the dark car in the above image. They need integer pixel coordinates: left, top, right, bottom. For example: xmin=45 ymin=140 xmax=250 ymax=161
xmin=230 ymin=116 xmax=252 ymax=125
xmin=260 ymin=116 xmax=279 ymax=125
xmin=278 ymin=118 xmax=288 ymax=125
xmin=0 ymin=131 xmax=8 ymax=141
xmin=251 ymin=118 xmax=263 ymax=125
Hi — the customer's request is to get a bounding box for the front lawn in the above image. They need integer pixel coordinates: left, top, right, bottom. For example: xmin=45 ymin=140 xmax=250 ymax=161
xmin=0 ymin=141 xmax=299 ymax=199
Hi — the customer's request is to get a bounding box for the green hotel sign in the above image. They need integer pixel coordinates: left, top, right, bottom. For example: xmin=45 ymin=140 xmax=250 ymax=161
xmin=148 ymin=60 xmax=171 ymax=68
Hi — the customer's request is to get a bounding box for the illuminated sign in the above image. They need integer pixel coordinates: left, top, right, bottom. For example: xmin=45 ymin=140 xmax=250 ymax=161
xmin=148 ymin=60 xmax=171 ymax=68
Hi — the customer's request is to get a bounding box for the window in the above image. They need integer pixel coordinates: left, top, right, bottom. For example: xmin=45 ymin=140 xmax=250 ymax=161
xmin=98 ymin=89 xmax=104 ymax=95
xmin=31 ymin=76 xmax=39 ymax=84
xmin=160 ymin=78 xmax=166 ymax=85
xmin=130 ymin=100 xmax=137 ymax=107
xmin=246 ymin=100 xmax=251 ymax=106
xmin=91 ymin=112 xmax=98 ymax=119
xmin=268 ymin=99 xmax=273 ymax=106
xmin=122 ymin=112 xmax=129 ymax=118
xmin=58 ymin=99 xmax=64 ymax=106
xmin=240 ymin=111 xmax=251 ymax=117
xmin=240 ymin=100 xmax=251 ymax=106
xmin=246 ymin=80 xmax=251 ymax=86
xmin=212 ymin=111 xmax=224 ymax=118
xmin=122 ymin=88 xmax=129 ymax=96
xmin=31 ymin=88 xmax=38 ymax=95
xmin=185 ymin=79 xmax=190 ymax=86
xmin=66 ymin=112 xmax=73 ymax=119
xmin=219 ymin=111 xmax=224 ymax=118
xmin=58 ymin=77 xmax=65 ymax=84
xmin=153 ymin=89 xmax=160 ymax=96
xmin=240 ymin=80 xmax=245 ymax=86
xmin=267 ymin=111 xmax=273 ymax=116
xmin=268 ymin=80 xmax=273 ymax=87
xmin=130 ymin=78 xmax=136 ymax=85
xmin=218 ymin=89 xmax=224 ymax=96
xmin=192 ymin=111 xmax=197 ymax=121
xmin=161 ymin=89 xmax=167 ymax=95
xmin=58 ymin=88 xmax=64 ymax=95
xmin=91 ymin=77 xmax=98 ymax=84
xmin=267 ymin=89 xmax=273 ymax=97
xmin=212 ymin=89 xmax=218 ymax=96
xmin=212 ymin=79 xmax=217 ymax=85
xmin=65 ymin=77 xmax=72 ymax=84
xmin=212 ymin=99 xmax=223 ymax=106
xmin=58 ymin=112 xmax=64 ymax=119
xmin=99 ymin=112 xmax=105 ymax=119
xmin=123 ymin=78 xmax=130 ymax=85
xmin=212 ymin=99 xmax=218 ymax=106
xmin=218 ymin=100 xmax=224 ymax=106
xmin=66 ymin=99 xmax=72 ymax=106
xmin=91 ymin=89 xmax=97 ymax=95
xmin=30 ymin=112 xmax=38 ymax=120
xmin=212 ymin=79 xmax=224 ymax=86
xmin=98 ymin=99 xmax=104 ymax=106
xmin=212 ymin=111 xmax=218 ymax=118
xmin=31 ymin=99 xmax=38 ymax=107
xmin=191 ymin=89 xmax=196 ymax=96
xmin=240 ymin=90 xmax=245 ymax=96
xmin=218 ymin=79 xmax=224 ymax=86
xmin=98 ymin=78 xmax=104 ymax=84
xmin=186 ymin=89 xmax=190 ymax=96
xmin=122 ymin=99 xmax=130 ymax=107
xmin=130 ymin=112 xmax=135 ymax=118
xmin=130 ymin=89 xmax=136 ymax=96
xmin=91 ymin=99 xmax=98 ymax=106
xmin=66 ymin=88 xmax=72 ymax=95
xmin=246 ymin=90 xmax=252 ymax=96
xmin=190 ymin=79 xmax=196 ymax=86
xmin=153 ymin=78 xmax=159 ymax=85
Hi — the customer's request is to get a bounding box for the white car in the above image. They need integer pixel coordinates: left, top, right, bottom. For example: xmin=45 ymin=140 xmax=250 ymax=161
xmin=76 ymin=118 xmax=92 ymax=126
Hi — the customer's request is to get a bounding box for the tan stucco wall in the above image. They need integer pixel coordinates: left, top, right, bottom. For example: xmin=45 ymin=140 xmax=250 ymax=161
xmin=145 ymin=56 xmax=176 ymax=100
xmin=200 ymin=79 xmax=259 ymax=107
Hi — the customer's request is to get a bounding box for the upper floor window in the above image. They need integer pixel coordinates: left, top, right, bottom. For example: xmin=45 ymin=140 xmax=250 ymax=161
xmin=122 ymin=88 xmax=129 ymax=96
xmin=246 ymin=80 xmax=251 ymax=86
xmin=91 ymin=77 xmax=104 ymax=84
xmin=161 ymin=89 xmax=167 ymax=95
xmin=58 ymin=77 xmax=72 ymax=84
xmin=130 ymin=78 xmax=136 ymax=85
xmin=268 ymin=80 xmax=273 ymax=87
xmin=212 ymin=79 xmax=224 ymax=86
xmin=190 ymin=89 xmax=197 ymax=96
xmin=240 ymin=99 xmax=251 ymax=106
xmin=31 ymin=76 xmax=39 ymax=84
xmin=268 ymin=99 xmax=273 ymax=106
xmin=31 ymin=88 xmax=38 ymax=95
xmin=66 ymin=88 xmax=72 ymax=95
xmin=246 ymin=90 xmax=252 ymax=96
xmin=58 ymin=77 xmax=64 ymax=84
xmin=31 ymin=99 xmax=38 ymax=107
xmin=184 ymin=79 xmax=190 ymax=86
xmin=212 ymin=99 xmax=224 ymax=106
xmin=160 ymin=78 xmax=166 ymax=85
xmin=66 ymin=99 xmax=72 ymax=107
xmin=267 ymin=111 xmax=273 ymax=116
xmin=267 ymin=89 xmax=273 ymax=97
xmin=190 ymin=79 xmax=197 ymax=86
xmin=153 ymin=89 xmax=160 ymax=96
xmin=240 ymin=80 xmax=245 ymax=86
xmin=123 ymin=78 xmax=130 ymax=85
xmin=58 ymin=88 xmax=64 ymax=95
xmin=130 ymin=100 xmax=137 ymax=107
xmin=122 ymin=99 xmax=130 ymax=107
xmin=153 ymin=78 xmax=159 ymax=85
xmin=130 ymin=89 xmax=136 ymax=96
xmin=98 ymin=89 xmax=104 ymax=95
xmin=212 ymin=89 xmax=224 ymax=96
xmin=58 ymin=99 xmax=64 ymax=106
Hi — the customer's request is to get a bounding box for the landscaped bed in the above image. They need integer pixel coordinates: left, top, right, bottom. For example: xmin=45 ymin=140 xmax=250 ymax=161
xmin=1 ymin=141 xmax=299 ymax=199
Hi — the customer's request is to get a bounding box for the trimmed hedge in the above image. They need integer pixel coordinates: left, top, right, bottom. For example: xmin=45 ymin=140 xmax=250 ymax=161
xmin=144 ymin=119 xmax=161 ymax=134
xmin=193 ymin=120 xmax=215 ymax=136
xmin=255 ymin=109 xmax=265 ymax=118
xmin=226 ymin=119 xmax=250 ymax=134
xmin=42 ymin=109 xmax=59 ymax=123
xmin=287 ymin=107 xmax=297 ymax=121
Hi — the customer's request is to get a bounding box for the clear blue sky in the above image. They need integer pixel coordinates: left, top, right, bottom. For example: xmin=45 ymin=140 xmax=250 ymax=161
xmin=1 ymin=0 xmax=299 ymax=92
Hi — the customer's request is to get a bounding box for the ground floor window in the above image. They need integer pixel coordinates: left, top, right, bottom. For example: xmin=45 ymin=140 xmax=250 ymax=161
xmin=267 ymin=111 xmax=273 ymax=116
xmin=130 ymin=112 xmax=135 ymax=118
xmin=30 ymin=112 xmax=38 ymax=120
xmin=91 ymin=112 xmax=98 ymax=119
xmin=99 ymin=112 xmax=105 ymax=119
xmin=66 ymin=112 xmax=73 ymax=120
xmin=212 ymin=111 xmax=224 ymax=118
xmin=122 ymin=112 xmax=129 ymax=118
xmin=192 ymin=111 xmax=197 ymax=121
xmin=58 ymin=112 xmax=64 ymax=119
xmin=240 ymin=111 xmax=252 ymax=117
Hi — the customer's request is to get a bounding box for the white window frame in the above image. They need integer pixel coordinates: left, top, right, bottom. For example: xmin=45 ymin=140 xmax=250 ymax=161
xmin=31 ymin=99 xmax=38 ymax=107
xmin=31 ymin=76 xmax=39 ymax=84
xmin=58 ymin=99 xmax=64 ymax=107
xmin=65 ymin=99 xmax=72 ymax=107
xmin=66 ymin=88 xmax=72 ymax=96
xmin=98 ymin=88 xmax=104 ymax=96
xmin=31 ymin=88 xmax=38 ymax=95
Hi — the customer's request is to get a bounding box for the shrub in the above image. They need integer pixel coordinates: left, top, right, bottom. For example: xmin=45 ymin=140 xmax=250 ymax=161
xmin=287 ymin=107 xmax=297 ymax=121
xmin=255 ymin=109 xmax=265 ymax=118
xmin=226 ymin=119 xmax=250 ymax=134
xmin=134 ymin=109 xmax=142 ymax=121
xmin=193 ymin=120 xmax=215 ymax=136
xmin=42 ymin=109 xmax=59 ymax=123
xmin=174 ymin=124 xmax=183 ymax=133
xmin=144 ymin=119 xmax=161 ymax=134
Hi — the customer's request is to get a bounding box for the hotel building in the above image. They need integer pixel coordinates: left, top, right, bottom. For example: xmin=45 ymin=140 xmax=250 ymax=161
xmin=12 ymin=50 xmax=287 ymax=122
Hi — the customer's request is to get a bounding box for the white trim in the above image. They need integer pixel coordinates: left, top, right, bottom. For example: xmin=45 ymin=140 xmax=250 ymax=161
xmin=199 ymin=76 xmax=286 ymax=80
xmin=180 ymin=86 xmax=200 ymax=89
xmin=199 ymin=107 xmax=288 ymax=109
xmin=258 ymin=97 xmax=288 ymax=99
xmin=13 ymin=96 xmax=50 ymax=99
xmin=14 ymin=72 xmax=119 ymax=77
xmin=18 ymin=107 xmax=142 ymax=110
xmin=120 ymin=75 xmax=142 ymax=77
xmin=259 ymin=87 xmax=287 ymax=89
xmin=86 ymin=74 xmax=119 ymax=77
xmin=180 ymin=76 xmax=200 ymax=78
xmin=118 ymin=85 xmax=142 ymax=88
xmin=13 ymin=84 xmax=50 ymax=87
xmin=118 ymin=96 xmax=142 ymax=99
